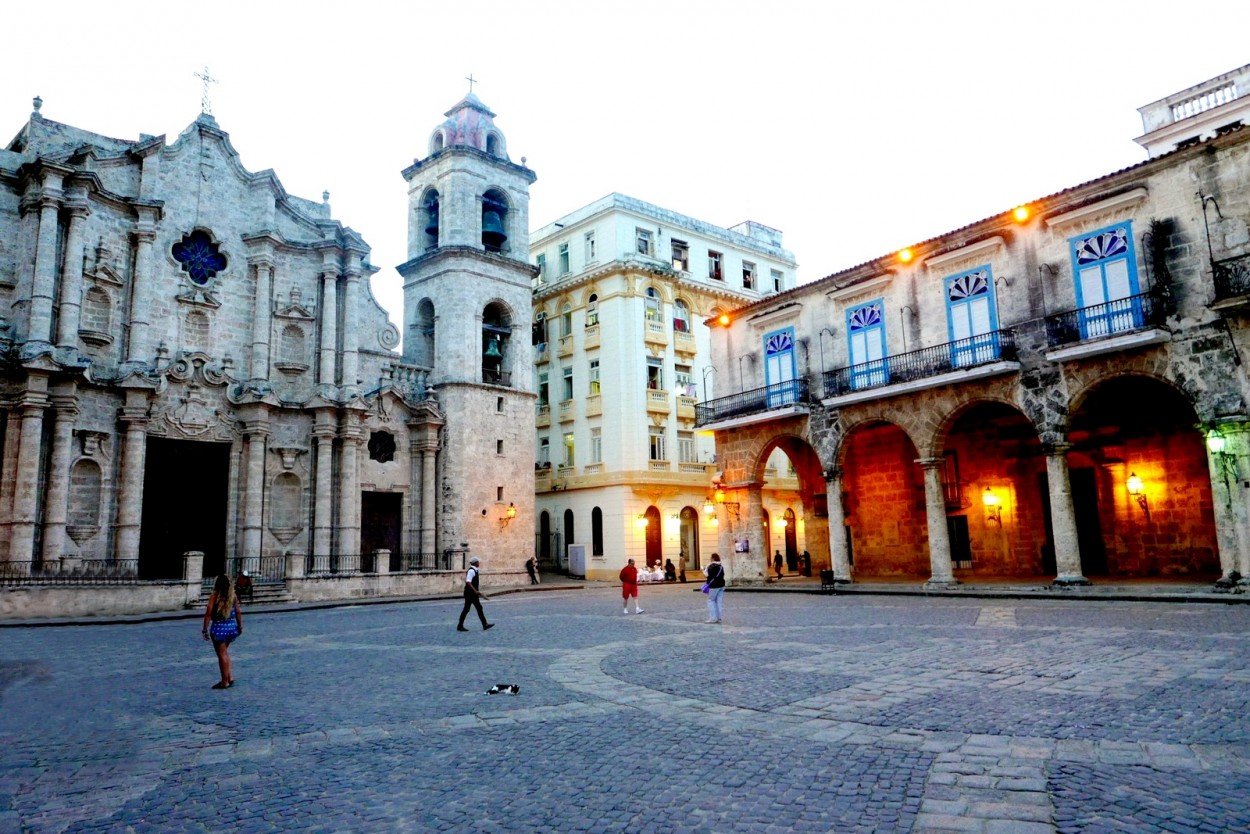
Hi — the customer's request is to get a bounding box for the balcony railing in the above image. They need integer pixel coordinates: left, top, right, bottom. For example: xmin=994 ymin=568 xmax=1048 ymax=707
xmin=824 ymin=329 xmax=1017 ymax=397
xmin=695 ymin=378 xmax=810 ymax=427
xmin=1213 ymin=252 xmax=1250 ymax=302
xmin=1045 ymin=291 xmax=1165 ymax=348
xmin=482 ymin=368 xmax=512 ymax=387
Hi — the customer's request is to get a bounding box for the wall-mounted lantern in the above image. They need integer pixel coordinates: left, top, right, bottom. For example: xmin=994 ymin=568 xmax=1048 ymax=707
xmin=982 ymin=488 xmax=1001 ymax=525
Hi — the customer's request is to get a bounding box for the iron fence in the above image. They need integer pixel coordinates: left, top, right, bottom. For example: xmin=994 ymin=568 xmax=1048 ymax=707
xmin=1045 ymin=290 xmax=1165 ymax=347
xmin=0 ymin=559 xmax=142 ymax=585
xmin=220 ymin=555 xmax=287 ymax=583
xmin=824 ymin=329 xmax=1017 ymax=397
xmin=694 ymin=378 xmax=810 ymax=427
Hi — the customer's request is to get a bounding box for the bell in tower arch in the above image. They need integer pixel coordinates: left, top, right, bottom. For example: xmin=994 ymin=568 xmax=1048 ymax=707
xmin=481 ymin=191 xmax=508 ymax=253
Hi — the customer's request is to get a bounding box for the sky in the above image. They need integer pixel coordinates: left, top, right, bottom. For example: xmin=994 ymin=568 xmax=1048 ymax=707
xmin=6 ymin=1 xmax=1249 ymax=328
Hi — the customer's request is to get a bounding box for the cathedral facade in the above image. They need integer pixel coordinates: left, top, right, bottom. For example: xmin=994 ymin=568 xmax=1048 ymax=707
xmin=0 ymin=92 xmax=533 ymax=610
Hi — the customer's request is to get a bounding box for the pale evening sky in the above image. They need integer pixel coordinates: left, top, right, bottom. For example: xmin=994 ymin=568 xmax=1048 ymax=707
xmin=6 ymin=1 xmax=1249 ymax=328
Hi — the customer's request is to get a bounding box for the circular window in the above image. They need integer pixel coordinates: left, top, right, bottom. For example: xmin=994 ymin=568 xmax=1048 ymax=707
xmin=172 ymin=230 xmax=227 ymax=286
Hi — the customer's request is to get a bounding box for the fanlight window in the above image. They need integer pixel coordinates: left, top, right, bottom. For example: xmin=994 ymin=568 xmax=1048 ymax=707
xmin=1076 ymin=227 xmax=1129 ymax=264
xmin=947 ymin=270 xmax=989 ymax=301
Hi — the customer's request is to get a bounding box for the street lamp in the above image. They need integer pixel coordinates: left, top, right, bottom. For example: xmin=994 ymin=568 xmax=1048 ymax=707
xmin=702 ymin=365 xmax=718 ymax=401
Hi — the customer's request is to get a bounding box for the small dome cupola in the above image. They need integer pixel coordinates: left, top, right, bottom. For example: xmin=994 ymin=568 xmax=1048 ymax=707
xmin=427 ymin=91 xmax=509 ymax=159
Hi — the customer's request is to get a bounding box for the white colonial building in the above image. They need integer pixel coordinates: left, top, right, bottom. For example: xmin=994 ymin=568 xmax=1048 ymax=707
xmin=529 ymin=194 xmax=802 ymax=580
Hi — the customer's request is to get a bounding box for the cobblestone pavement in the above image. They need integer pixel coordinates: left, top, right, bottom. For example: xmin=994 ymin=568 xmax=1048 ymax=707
xmin=3 ymin=586 xmax=1250 ymax=833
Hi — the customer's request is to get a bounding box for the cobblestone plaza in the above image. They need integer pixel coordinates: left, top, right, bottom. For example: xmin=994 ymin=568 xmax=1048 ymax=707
xmin=3 ymin=585 xmax=1250 ymax=833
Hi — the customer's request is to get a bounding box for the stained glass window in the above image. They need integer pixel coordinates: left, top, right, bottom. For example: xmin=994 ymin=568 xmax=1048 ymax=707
xmin=765 ymin=330 xmax=794 ymax=356
xmin=947 ymin=270 xmax=989 ymax=301
xmin=172 ymin=231 xmax=227 ymax=286
xmin=848 ymin=302 xmax=883 ymax=332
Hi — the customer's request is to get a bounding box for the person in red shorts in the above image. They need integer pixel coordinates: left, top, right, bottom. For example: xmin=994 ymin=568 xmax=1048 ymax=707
xmin=619 ymin=558 xmax=644 ymax=614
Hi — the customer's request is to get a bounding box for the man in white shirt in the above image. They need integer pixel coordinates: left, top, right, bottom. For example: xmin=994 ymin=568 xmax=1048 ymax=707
xmin=457 ymin=557 xmax=495 ymax=632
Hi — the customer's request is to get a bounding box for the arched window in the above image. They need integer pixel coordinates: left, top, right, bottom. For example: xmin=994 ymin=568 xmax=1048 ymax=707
xmin=563 ymin=508 xmax=576 ymax=564
xmin=482 ymin=188 xmax=509 ymax=253
xmin=586 ymin=294 xmax=599 ymax=327
xmin=592 ymin=507 xmax=604 ymax=556
xmin=644 ymin=287 xmax=662 ymax=322
xmin=431 ymin=131 xmax=445 ymax=153
xmin=413 ymin=298 xmax=436 ymax=367
xmin=560 ymin=303 xmax=573 ymax=338
xmin=673 ymin=299 xmax=690 ymax=333
xmin=486 ymin=133 xmax=500 ymax=157
xmin=422 ymin=189 xmax=440 ymax=250
xmin=482 ymin=302 xmax=511 ymax=386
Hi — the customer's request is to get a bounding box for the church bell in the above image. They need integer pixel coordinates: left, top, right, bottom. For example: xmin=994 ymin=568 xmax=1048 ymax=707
xmin=482 ymin=210 xmax=507 ymax=251
xmin=484 ymin=335 xmax=504 ymax=360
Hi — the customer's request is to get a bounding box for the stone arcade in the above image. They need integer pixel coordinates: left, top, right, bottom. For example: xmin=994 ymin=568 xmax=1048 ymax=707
xmin=0 ymin=92 xmax=534 ymax=615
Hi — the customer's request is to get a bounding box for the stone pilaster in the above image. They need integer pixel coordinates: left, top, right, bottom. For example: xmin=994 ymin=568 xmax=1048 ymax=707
xmin=240 ymin=416 xmax=270 ymax=572
xmin=917 ymin=457 xmax=957 ymax=587
xmin=115 ymin=402 xmax=150 ymax=562
xmin=55 ymin=194 xmax=90 ymax=347
xmin=1045 ymin=443 xmax=1089 ymax=585
xmin=318 ymin=269 xmax=338 ymax=385
xmin=341 ymin=267 xmax=360 ymax=394
xmin=825 ymin=469 xmax=852 ymax=582
xmin=9 ymin=390 xmax=50 ymax=563
xmin=1205 ymin=421 xmax=1250 ymax=582
xmin=127 ymin=213 xmax=158 ymax=363
xmin=337 ymin=415 xmax=362 ymax=563
xmin=249 ymin=257 xmax=274 ymax=381
xmin=30 ymin=182 xmax=64 ymax=344
xmin=39 ymin=393 xmax=79 ymax=562
xmin=312 ymin=413 xmax=336 ymax=561
xmin=421 ymin=447 xmax=437 ymax=558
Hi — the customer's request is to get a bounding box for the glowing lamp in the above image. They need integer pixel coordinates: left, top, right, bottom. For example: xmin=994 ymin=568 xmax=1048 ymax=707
xmin=635 ymin=514 xmax=649 ymax=529
xmin=718 ymin=313 xmax=731 ymax=326
xmin=714 ymin=488 xmax=727 ymax=504
xmin=1207 ymin=430 xmax=1227 ymax=454
xmin=898 ymin=248 xmax=914 ymax=263
xmin=1013 ymin=205 xmax=1030 ymax=222
xmin=703 ymin=499 xmax=716 ymax=515
xmin=982 ymin=488 xmax=1001 ymax=525
xmin=1126 ymin=473 xmax=1150 ymax=519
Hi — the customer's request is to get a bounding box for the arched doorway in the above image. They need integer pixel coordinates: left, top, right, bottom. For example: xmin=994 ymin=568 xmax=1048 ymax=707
xmin=839 ymin=421 xmax=927 ymax=577
xmin=1067 ymin=376 xmax=1218 ymax=578
xmin=563 ymin=509 xmax=575 ymax=570
xmin=644 ymin=505 xmax=662 ymax=566
xmin=679 ymin=505 xmax=700 ymax=576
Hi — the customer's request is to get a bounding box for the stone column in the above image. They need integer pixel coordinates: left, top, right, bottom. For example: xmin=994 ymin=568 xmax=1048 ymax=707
xmin=337 ymin=417 xmax=361 ymax=567
xmin=127 ymin=216 xmax=157 ymax=363
xmin=1045 ymin=443 xmax=1089 ymax=585
xmin=318 ymin=269 xmax=338 ymax=385
xmin=240 ymin=421 xmax=269 ymax=574
xmin=40 ymin=394 xmax=78 ymax=562
xmin=917 ymin=457 xmax=956 ymax=587
xmin=825 ymin=469 xmax=852 ymax=582
xmin=312 ymin=412 xmax=336 ymax=565
xmin=249 ymin=258 xmax=273 ymax=381
xmin=9 ymin=393 xmax=49 ymax=564
xmin=30 ymin=183 xmax=63 ymax=344
xmin=0 ymin=404 xmax=23 ymax=560
xmin=341 ymin=269 xmax=360 ymax=393
xmin=55 ymin=194 xmax=90 ymax=347
xmin=115 ymin=404 xmax=150 ymax=562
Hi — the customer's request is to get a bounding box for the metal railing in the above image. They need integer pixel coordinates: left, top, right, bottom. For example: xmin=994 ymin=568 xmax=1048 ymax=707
xmin=0 ymin=559 xmax=141 ymax=585
xmin=1213 ymin=252 xmax=1250 ymax=301
xmin=220 ymin=555 xmax=287 ymax=583
xmin=1045 ymin=290 xmax=1165 ymax=348
xmin=304 ymin=552 xmax=462 ymax=574
xmin=306 ymin=554 xmax=363 ymax=576
xmin=482 ymin=368 xmax=512 ymax=387
xmin=824 ymin=329 xmax=1017 ymax=397
xmin=694 ymin=378 xmax=810 ymax=427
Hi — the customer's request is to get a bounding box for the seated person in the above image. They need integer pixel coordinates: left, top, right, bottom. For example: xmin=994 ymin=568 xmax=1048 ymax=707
xmin=664 ymin=559 xmax=677 ymax=581
xmin=235 ymin=570 xmax=254 ymax=602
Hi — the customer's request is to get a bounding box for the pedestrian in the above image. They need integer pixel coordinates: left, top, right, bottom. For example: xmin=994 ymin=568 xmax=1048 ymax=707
xmin=619 ymin=558 xmax=644 ymax=614
xmin=201 ymin=574 xmax=242 ymax=689
xmin=525 ymin=556 xmax=539 ymax=585
xmin=801 ymin=550 xmax=812 ymax=577
xmin=773 ymin=550 xmax=783 ymax=579
xmin=664 ymin=558 xmax=677 ymax=581
xmin=705 ymin=553 xmax=726 ymax=624
xmin=457 ymin=557 xmax=495 ymax=632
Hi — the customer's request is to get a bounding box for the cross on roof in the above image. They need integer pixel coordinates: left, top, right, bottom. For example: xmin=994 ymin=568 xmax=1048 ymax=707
xmin=465 ymin=73 xmax=477 ymax=94
xmin=194 ymin=66 xmax=219 ymax=115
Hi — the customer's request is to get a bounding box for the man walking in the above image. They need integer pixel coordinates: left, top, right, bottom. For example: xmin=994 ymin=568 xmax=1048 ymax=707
xmin=457 ymin=557 xmax=495 ymax=632
xmin=619 ymin=558 xmax=644 ymax=614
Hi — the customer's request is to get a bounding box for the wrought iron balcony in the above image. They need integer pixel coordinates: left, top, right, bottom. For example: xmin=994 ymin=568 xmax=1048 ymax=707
xmin=1213 ymin=252 xmax=1250 ymax=302
xmin=1045 ymin=290 xmax=1165 ymax=348
xmin=823 ymin=329 xmax=1017 ymax=398
xmin=695 ymin=378 xmax=810 ymax=427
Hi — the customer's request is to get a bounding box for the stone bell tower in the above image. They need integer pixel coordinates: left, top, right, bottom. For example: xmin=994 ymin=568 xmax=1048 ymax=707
xmin=397 ymin=90 xmax=537 ymax=570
